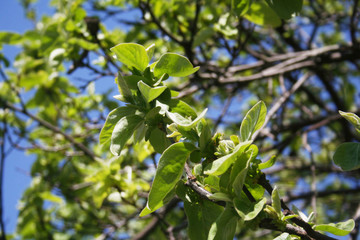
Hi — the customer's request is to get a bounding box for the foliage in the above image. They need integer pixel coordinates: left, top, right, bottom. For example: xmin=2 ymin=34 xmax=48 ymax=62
xmin=1 ymin=0 xmax=360 ymax=239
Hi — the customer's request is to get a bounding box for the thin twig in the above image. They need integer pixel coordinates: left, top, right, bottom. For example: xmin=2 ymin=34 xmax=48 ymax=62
xmin=0 ymin=99 xmax=99 ymax=161
xmin=252 ymin=73 xmax=311 ymax=140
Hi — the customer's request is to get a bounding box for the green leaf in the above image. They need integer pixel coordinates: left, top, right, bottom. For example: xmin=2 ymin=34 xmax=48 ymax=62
xmin=115 ymin=72 xmax=133 ymax=103
xmin=230 ymin=145 xmax=258 ymax=185
xmin=265 ymin=0 xmax=303 ymax=20
xmin=204 ymin=141 xmax=252 ymax=176
xmin=168 ymin=99 xmax=198 ymax=119
xmin=99 ymin=106 xmax=137 ymax=145
xmin=39 ymin=191 xmax=63 ymax=204
xmin=110 ymin=43 xmax=149 ymax=71
xmin=339 ymin=110 xmax=360 ymax=132
xmin=176 ymin=182 xmax=223 ymax=240
xmin=145 ymin=43 xmax=155 ymax=61
xmin=110 ymin=115 xmax=144 ymax=156
xmin=0 ymin=32 xmax=22 ymax=44
xmin=200 ymin=119 xmax=212 ymax=153
xmin=166 ymin=108 xmax=207 ymax=131
xmin=273 ymin=233 xmax=291 ymax=240
xmin=259 ymin=155 xmax=277 ymax=170
xmin=149 ymin=128 xmax=172 ymax=153
xmin=271 ymin=186 xmax=282 ymax=217
xmin=314 ymin=219 xmax=355 ymax=236
xmin=232 ymin=161 xmax=250 ymax=197
xmin=209 ymin=192 xmax=232 ymax=202
xmin=240 ymin=101 xmax=267 ymax=142
xmin=137 ymin=81 xmax=167 ymax=103
xmin=153 ymin=53 xmax=200 ymax=78
xmin=244 ymin=1 xmax=281 ymax=27
xmin=141 ymin=142 xmax=196 ymax=216
xmin=232 ymin=0 xmax=252 ymax=16
xmin=234 ymin=197 xmax=266 ymax=221
xmin=333 ymin=142 xmax=360 ymax=171
xmin=208 ymin=205 xmax=238 ymax=240
xmin=193 ymin=27 xmax=214 ymax=47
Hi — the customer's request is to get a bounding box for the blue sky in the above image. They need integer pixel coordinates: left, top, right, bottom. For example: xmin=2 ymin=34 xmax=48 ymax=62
xmin=1 ymin=0 xmax=36 ymax=234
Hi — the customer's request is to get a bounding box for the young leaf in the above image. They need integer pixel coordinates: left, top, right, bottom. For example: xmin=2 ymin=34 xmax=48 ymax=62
xmin=166 ymin=108 xmax=207 ymax=131
xmin=110 ymin=43 xmax=149 ymax=71
xmin=209 ymin=192 xmax=232 ymax=202
xmin=273 ymin=233 xmax=291 ymax=240
xmin=110 ymin=115 xmax=144 ymax=156
xmin=339 ymin=110 xmax=360 ymax=132
xmin=313 ymin=219 xmax=355 ymax=236
xmin=208 ymin=205 xmax=238 ymax=240
xmin=230 ymin=145 xmax=258 ymax=185
xmin=115 ymin=72 xmax=133 ymax=103
xmin=137 ymin=81 xmax=167 ymax=103
xmin=99 ymin=106 xmax=137 ymax=145
xmin=232 ymin=0 xmax=251 ymax=16
xmin=258 ymin=155 xmax=277 ymax=170
xmin=145 ymin=43 xmax=155 ymax=61
xmin=200 ymin=119 xmax=212 ymax=153
xmin=234 ymin=197 xmax=267 ymax=221
xmin=168 ymin=99 xmax=198 ymax=119
xmin=141 ymin=142 xmax=196 ymax=216
xmin=232 ymin=159 xmax=250 ymax=197
xmin=333 ymin=142 xmax=360 ymax=171
xmin=271 ymin=186 xmax=282 ymax=217
xmin=153 ymin=53 xmax=200 ymax=78
xmin=265 ymin=0 xmax=303 ymax=20
xmin=204 ymin=141 xmax=252 ymax=176
xmin=240 ymin=101 xmax=267 ymax=142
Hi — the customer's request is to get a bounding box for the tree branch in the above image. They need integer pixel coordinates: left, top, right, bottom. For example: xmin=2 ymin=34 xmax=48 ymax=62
xmin=0 ymin=99 xmax=99 ymax=161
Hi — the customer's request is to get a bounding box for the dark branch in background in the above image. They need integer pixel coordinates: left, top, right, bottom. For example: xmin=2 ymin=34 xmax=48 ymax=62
xmin=350 ymin=0 xmax=359 ymax=48
xmin=252 ymin=73 xmax=311 ymax=140
xmin=283 ymin=187 xmax=360 ymax=203
xmin=259 ymin=174 xmax=337 ymax=240
xmin=0 ymin=100 xmax=99 ymax=161
xmin=132 ymin=198 xmax=180 ymax=240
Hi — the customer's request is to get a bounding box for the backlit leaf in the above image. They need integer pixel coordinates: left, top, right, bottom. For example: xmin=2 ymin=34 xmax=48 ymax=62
xmin=111 ymin=43 xmax=149 ymax=71
xmin=240 ymin=101 xmax=267 ymax=142
xmin=153 ymin=53 xmax=199 ymax=78
xmin=137 ymin=80 xmax=167 ymax=103
xmin=314 ymin=219 xmax=355 ymax=236
xmin=204 ymin=141 xmax=252 ymax=176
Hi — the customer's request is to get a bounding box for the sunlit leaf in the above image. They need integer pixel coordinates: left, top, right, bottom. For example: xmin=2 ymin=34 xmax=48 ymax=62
xmin=204 ymin=141 xmax=252 ymax=176
xmin=111 ymin=43 xmax=149 ymax=71
xmin=153 ymin=53 xmax=199 ymax=78
xmin=314 ymin=219 xmax=355 ymax=236
xmin=140 ymin=142 xmax=196 ymax=216
xmin=99 ymin=106 xmax=137 ymax=145
xmin=240 ymin=101 xmax=267 ymax=142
